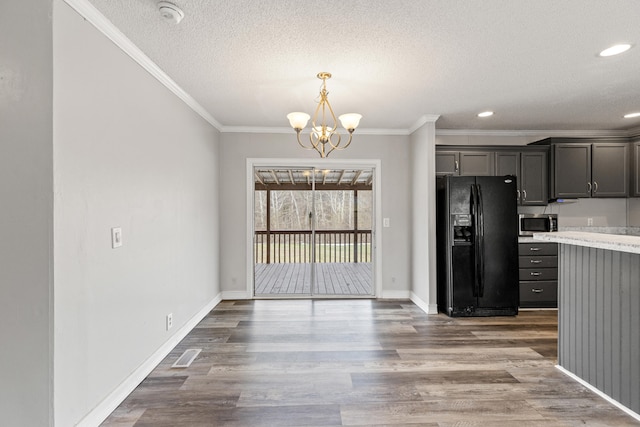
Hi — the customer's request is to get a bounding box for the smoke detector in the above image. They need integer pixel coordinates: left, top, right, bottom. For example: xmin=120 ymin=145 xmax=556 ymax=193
xmin=158 ymin=2 xmax=184 ymax=24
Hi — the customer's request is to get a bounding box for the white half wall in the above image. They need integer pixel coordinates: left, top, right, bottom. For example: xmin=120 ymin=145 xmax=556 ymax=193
xmin=410 ymin=118 xmax=439 ymax=313
xmin=53 ymin=2 xmax=221 ymax=425
xmin=0 ymin=1 xmax=54 ymax=426
xmin=219 ymin=132 xmax=412 ymax=298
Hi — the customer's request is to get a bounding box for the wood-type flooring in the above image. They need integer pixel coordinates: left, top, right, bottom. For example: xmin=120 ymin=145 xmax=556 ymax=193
xmin=102 ymin=300 xmax=640 ymax=426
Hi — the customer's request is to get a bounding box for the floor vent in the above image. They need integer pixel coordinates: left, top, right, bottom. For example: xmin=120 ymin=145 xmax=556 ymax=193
xmin=171 ymin=349 xmax=202 ymax=368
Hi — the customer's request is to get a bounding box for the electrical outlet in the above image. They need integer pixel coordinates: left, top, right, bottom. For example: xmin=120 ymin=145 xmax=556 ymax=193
xmin=166 ymin=313 xmax=173 ymax=331
xmin=587 ymin=217 xmax=593 ymax=226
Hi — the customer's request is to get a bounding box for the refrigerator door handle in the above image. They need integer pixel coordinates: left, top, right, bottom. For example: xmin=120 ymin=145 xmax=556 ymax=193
xmin=476 ymin=184 xmax=485 ymax=297
xmin=471 ymin=184 xmax=480 ymax=298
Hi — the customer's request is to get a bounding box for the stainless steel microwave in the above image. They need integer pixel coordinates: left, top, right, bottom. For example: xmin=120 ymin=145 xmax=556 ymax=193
xmin=518 ymin=214 xmax=558 ymax=236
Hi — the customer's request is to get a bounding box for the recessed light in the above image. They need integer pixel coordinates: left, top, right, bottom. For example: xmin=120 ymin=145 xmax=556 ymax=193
xmin=624 ymin=112 xmax=640 ymax=119
xmin=599 ymin=44 xmax=632 ymax=57
xmin=477 ymin=111 xmax=494 ymax=118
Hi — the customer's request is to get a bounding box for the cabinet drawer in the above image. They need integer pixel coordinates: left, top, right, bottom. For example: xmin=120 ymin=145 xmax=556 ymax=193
xmin=519 ymin=281 xmax=558 ymax=306
xmin=519 ymin=255 xmax=558 ymax=268
xmin=519 ymin=268 xmax=557 ymax=281
xmin=519 ymin=242 xmax=558 ymax=256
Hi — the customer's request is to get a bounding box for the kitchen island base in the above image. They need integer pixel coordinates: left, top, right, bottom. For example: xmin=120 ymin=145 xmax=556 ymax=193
xmin=535 ymin=232 xmax=640 ymax=420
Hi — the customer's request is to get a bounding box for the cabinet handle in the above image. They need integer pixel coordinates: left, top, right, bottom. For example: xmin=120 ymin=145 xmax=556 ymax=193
xmin=594 ymin=181 xmax=598 ymax=193
xmin=454 ymin=160 xmax=459 ymax=173
xmin=531 ymin=288 xmax=544 ymax=293
xmin=530 ymin=259 xmax=542 ymax=264
xmin=530 ymin=272 xmax=542 ymax=276
xmin=517 ymin=189 xmax=520 ymax=201
xmin=587 ymin=182 xmax=592 ymax=193
xmin=522 ymin=190 xmax=527 ymax=201
xmin=529 ymin=247 xmax=541 ymax=252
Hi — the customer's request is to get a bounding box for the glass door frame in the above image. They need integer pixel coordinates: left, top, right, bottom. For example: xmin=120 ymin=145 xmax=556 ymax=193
xmin=247 ymin=158 xmax=382 ymax=299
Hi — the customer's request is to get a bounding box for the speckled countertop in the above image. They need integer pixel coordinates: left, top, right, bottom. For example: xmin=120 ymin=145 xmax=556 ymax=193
xmin=518 ymin=236 xmax=539 ymax=243
xmin=533 ymin=231 xmax=640 ymax=255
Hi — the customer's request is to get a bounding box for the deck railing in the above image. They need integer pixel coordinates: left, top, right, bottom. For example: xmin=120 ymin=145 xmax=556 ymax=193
xmin=254 ymin=230 xmax=372 ymax=264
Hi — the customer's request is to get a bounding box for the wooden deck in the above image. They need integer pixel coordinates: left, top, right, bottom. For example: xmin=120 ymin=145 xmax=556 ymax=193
xmin=254 ymin=262 xmax=373 ymax=296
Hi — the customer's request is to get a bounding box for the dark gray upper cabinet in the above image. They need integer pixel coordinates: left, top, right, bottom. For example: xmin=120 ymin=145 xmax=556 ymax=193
xmin=495 ymin=150 xmax=548 ymax=205
xmin=459 ymin=152 xmax=494 ymax=176
xmin=553 ymin=143 xmax=592 ymax=198
xmin=550 ymin=141 xmax=629 ymax=198
xmin=591 ymin=143 xmax=629 ymax=197
xmin=436 ymin=150 xmax=493 ymax=176
xmin=495 ymin=151 xmax=520 ymax=176
xmin=435 ymin=151 xmax=459 ymax=176
xmin=520 ymin=151 xmax=548 ymax=205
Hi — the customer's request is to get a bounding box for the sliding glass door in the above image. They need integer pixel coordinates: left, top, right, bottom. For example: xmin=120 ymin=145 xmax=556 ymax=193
xmin=253 ymin=167 xmax=373 ymax=297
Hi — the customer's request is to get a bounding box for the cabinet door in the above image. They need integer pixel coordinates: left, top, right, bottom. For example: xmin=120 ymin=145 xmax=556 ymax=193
xmin=495 ymin=151 xmax=521 ymax=204
xmin=459 ymin=151 xmax=494 ymax=176
xmin=495 ymin=152 xmax=520 ymax=176
xmin=553 ymin=143 xmax=591 ymax=198
xmin=436 ymin=151 xmax=459 ymax=176
xmin=520 ymin=151 xmax=548 ymax=205
xmin=591 ymin=143 xmax=629 ymax=197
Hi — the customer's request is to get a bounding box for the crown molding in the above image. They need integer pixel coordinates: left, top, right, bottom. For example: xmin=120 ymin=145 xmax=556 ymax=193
xmin=62 ymin=0 xmax=223 ymax=131
xmin=223 ymin=126 xmax=636 ymax=138
xmin=435 ymin=128 xmax=632 ymax=138
xmin=220 ymin=126 xmax=412 ymax=135
xmin=409 ymin=115 xmax=441 ymax=134
xmin=628 ymin=126 xmax=640 ymax=139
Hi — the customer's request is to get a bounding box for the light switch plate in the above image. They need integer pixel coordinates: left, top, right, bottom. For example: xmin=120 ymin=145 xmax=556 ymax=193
xmin=111 ymin=227 xmax=123 ymax=248
xmin=383 ymin=218 xmax=390 ymax=228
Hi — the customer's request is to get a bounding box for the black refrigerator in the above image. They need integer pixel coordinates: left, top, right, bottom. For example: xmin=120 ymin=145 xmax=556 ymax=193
xmin=436 ymin=175 xmax=519 ymax=317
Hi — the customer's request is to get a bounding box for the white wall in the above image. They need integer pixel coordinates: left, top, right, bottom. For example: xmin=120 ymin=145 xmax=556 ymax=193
xmin=410 ymin=120 xmax=439 ymax=312
xmin=53 ymin=2 xmax=221 ymax=425
xmin=0 ymin=1 xmax=54 ymax=426
xmin=219 ymin=132 xmax=411 ymax=298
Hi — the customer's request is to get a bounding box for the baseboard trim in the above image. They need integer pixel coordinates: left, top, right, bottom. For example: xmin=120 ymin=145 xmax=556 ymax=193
xmin=221 ymin=291 xmax=251 ymax=300
xmin=555 ymin=365 xmax=640 ymax=422
xmin=379 ymin=290 xmax=411 ymax=299
xmin=410 ymin=292 xmax=438 ymax=314
xmin=77 ymin=294 xmax=223 ymax=427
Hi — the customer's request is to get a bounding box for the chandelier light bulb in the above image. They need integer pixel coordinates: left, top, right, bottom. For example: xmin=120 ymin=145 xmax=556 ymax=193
xmin=339 ymin=113 xmax=363 ymax=131
xmin=287 ymin=112 xmax=310 ymax=130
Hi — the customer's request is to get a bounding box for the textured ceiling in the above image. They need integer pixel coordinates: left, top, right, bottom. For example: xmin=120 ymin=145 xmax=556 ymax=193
xmin=84 ymin=0 xmax=640 ymax=133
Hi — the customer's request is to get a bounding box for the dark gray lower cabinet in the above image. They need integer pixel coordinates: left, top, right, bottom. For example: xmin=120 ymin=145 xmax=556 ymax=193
xmin=518 ymin=242 xmax=558 ymax=308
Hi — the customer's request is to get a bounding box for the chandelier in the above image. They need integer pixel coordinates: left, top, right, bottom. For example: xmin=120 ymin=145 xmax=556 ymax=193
xmin=287 ymin=72 xmax=362 ymax=158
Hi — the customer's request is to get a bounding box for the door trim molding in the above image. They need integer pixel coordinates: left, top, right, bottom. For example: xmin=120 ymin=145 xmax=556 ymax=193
xmin=246 ymin=158 xmax=383 ymax=298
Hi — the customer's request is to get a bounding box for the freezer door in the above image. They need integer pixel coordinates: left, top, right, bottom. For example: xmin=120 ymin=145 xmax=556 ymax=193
xmin=444 ymin=176 xmax=477 ymax=314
